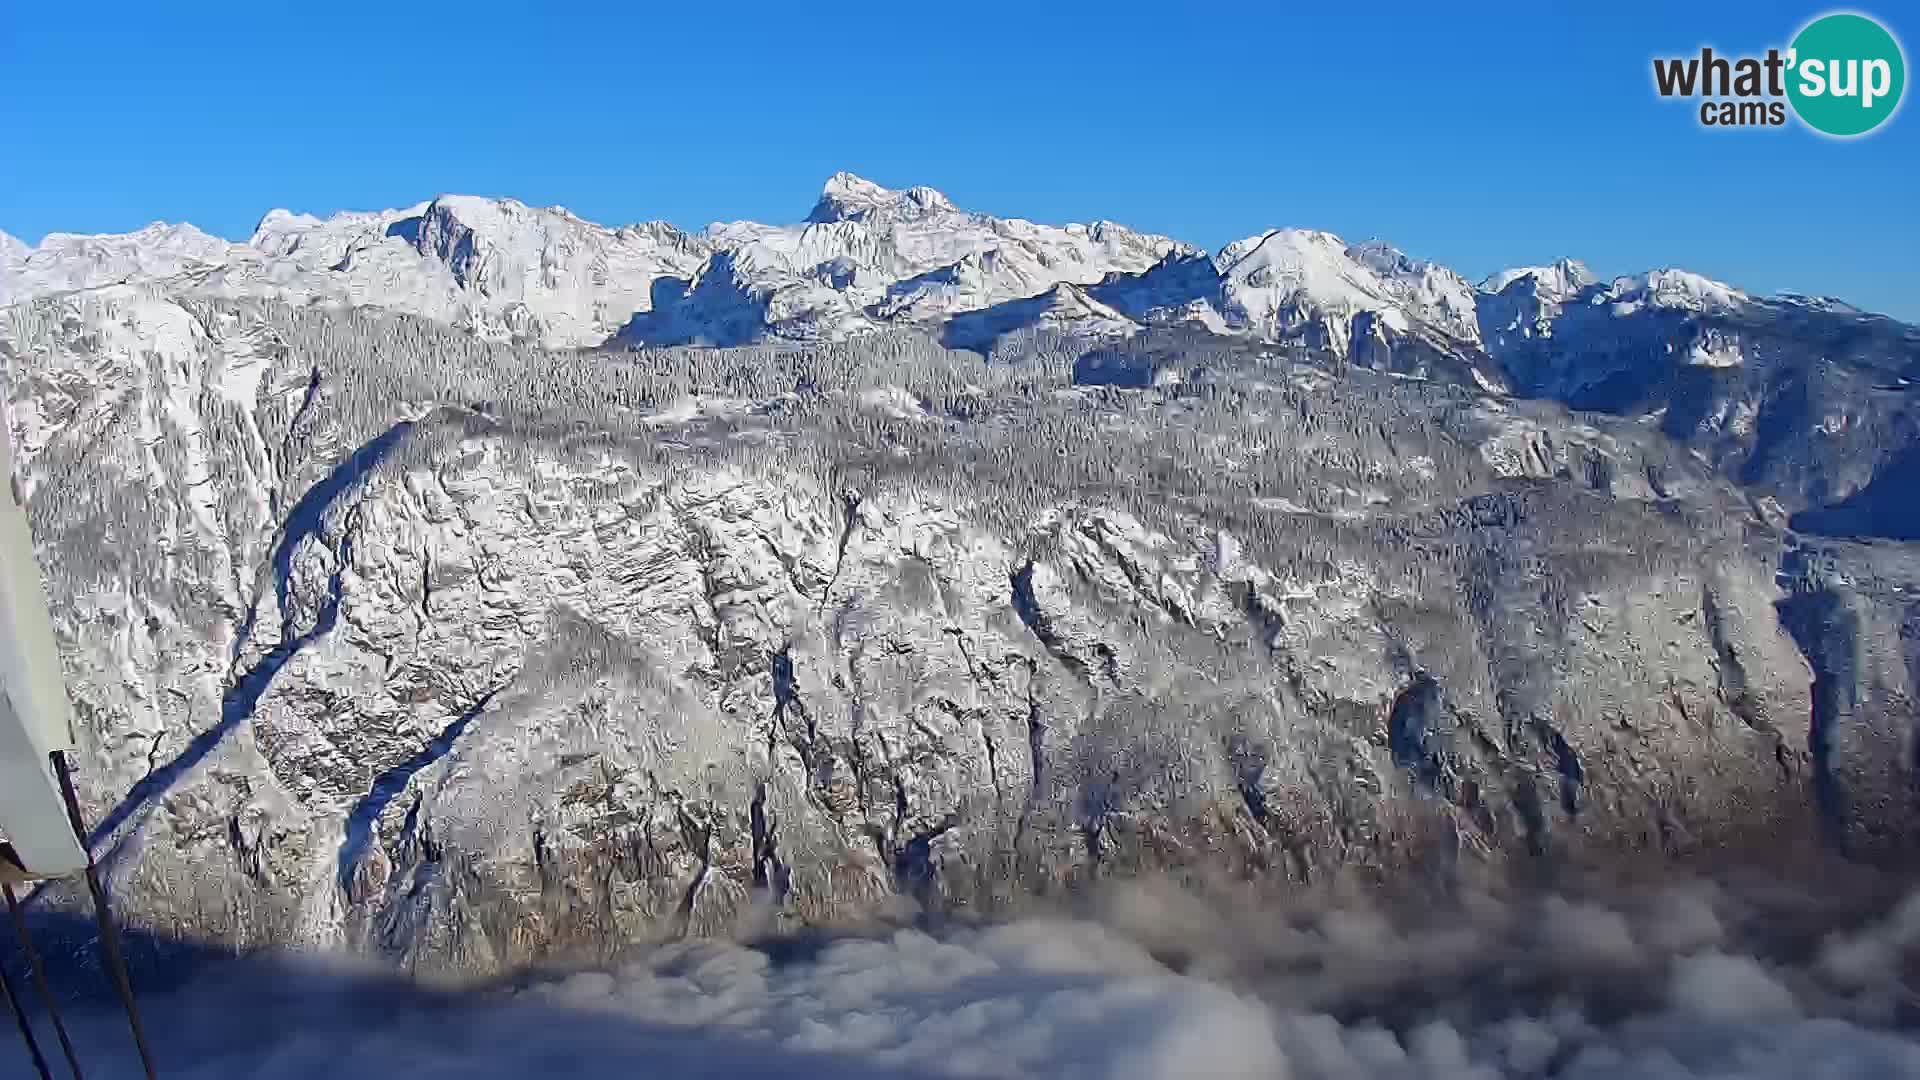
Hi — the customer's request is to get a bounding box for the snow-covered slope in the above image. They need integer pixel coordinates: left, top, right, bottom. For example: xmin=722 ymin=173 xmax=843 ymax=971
xmin=0 ymin=172 xmax=1887 ymax=379
xmin=1213 ymin=231 xmax=1473 ymax=345
xmin=1474 ymin=259 xmax=1600 ymax=357
xmin=1476 ymin=260 xmax=1744 ymax=351
xmin=0 ymin=229 xmax=33 ymax=285
xmin=1 ymin=199 xmax=714 ymax=348
xmin=1 ymin=175 xmax=1201 ymax=350
xmin=1475 ymin=261 xmax=1756 ymax=397
xmin=1 ymin=295 xmax=1844 ymax=970
xmin=1479 ymin=257 xmax=1597 ymax=300
xmin=238 ymin=195 xmax=714 ymax=347
xmin=2 ymin=222 xmax=238 ymax=306
xmin=635 ymin=172 xmax=1193 ymax=345
xmin=1206 ymin=230 xmax=1495 ymax=384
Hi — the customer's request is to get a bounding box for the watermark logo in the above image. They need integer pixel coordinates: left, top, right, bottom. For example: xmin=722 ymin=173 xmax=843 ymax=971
xmin=1652 ymin=11 xmax=1906 ymax=136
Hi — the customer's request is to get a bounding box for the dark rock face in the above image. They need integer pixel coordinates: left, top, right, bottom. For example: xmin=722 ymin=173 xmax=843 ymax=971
xmin=1777 ymin=539 xmax=1920 ymax=861
xmin=1478 ymin=278 xmax=1920 ymax=530
xmin=1792 ymin=447 xmax=1920 ymax=542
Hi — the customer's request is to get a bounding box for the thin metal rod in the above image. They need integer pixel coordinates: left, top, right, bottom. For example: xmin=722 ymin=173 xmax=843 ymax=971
xmin=50 ymin=752 xmax=158 ymax=1080
xmin=1 ymin=954 xmax=55 ymax=1080
xmin=4 ymin=883 xmax=84 ymax=1079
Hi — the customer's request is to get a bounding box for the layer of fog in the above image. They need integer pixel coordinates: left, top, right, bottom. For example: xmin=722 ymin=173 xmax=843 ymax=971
xmin=38 ymin=869 xmax=1920 ymax=1079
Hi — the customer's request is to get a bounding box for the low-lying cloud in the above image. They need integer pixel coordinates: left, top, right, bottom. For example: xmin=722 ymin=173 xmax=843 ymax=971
xmin=37 ymin=870 xmax=1920 ymax=1079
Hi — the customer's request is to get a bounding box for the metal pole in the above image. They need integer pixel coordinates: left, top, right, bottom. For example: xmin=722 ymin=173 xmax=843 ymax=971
xmin=1 ymin=953 xmax=55 ymax=1080
xmin=4 ymin=883 xmax=84 ymax=1079
xmin=49 ymin=752 xmax=158 ymax=1080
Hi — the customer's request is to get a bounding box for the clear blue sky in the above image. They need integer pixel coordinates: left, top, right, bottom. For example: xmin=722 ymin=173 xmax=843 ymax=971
xmin=4 ymin=1 xmax=1915 ymax=318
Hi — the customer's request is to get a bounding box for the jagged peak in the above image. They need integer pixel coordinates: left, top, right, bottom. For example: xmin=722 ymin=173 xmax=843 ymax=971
xmin=807 ymin=172 xmax=958 ymax=225
xmin=413 ymin=194 xmax=658 ymax=238
xmin=248 ymin=208 xmax=325 ymax=249
xmin=820 ymin=171 xmax=891 ymax=204
xmin=254 ymin=207 xmax=322 ymax=232
xmin=414 ymin=194 xmax=697 ymax=246
xmin=1479 ymin=258 xmax=1596 ymax=297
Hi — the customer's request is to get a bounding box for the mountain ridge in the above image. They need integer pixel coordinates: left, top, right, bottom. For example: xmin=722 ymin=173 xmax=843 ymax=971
xmin=11 ymin=173 xmax=1887 ymax=355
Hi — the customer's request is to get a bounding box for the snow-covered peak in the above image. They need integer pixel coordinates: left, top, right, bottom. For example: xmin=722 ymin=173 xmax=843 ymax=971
xmin=1480 ymin=260 xmax=1766 ymax=401
xmin=416 ymin=193 xmax=604 ymax=247
xmin=1214 ymin=229 xmax=1481 ymax=349
xmin=1344 ymin=239 xmax=1481 ymax=343
xmin=251 ymin=207 xmax=323 ymax=239
xmin=1474 ymin=258 xmax=1602 ymax=360
xmin=807 ymin=172 xmax=959 ymax=225
xmin=247 ymin=202 xmax=429 ymax=261
xmin=413 ymin=194 xmax=559 ymax=284
xmin=647 ymin=176 xmax=1189 ymax=344
xmin=818 ymin=171 xmax=893 ymax=207
xmin=1480 ymin=258 xmax=1597 ymax=301
xmin=1604 ymin=268 xmax=1746 ymax=314
xmin=1216 ymin=228 xmax=1341 ymax=270
xmin=236 ymin=194 xmax=713 ymax=346
xmin=406 ymin=194 xmax=711 ymax=342
xmin=0 ymin=230 xmax=30 ymax=265
xmin=36 ymin=220 xmax=230 ymax=258
xmin=4 ymin=175 xmax=1821 ymax=365
xmin=8 ymin=221 xmax=238 ymax=299
xmin=1218 ymin=229 xmax=1362 ymax=295
xmin=1088 ymin=251 xmax=1229 ymax=332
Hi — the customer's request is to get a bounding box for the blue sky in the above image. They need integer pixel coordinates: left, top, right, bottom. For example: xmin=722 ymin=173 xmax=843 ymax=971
xmin=4 ymin=1 xmax=1915 ymax=318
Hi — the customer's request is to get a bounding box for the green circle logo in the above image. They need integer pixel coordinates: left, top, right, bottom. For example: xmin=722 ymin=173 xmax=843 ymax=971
xmin=1787 ymin=13 xmax=1906 ymax=136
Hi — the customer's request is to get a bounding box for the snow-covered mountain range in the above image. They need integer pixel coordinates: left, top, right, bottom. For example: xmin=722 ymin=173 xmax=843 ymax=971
xmin=0 ymin=171 xmax=1835 ymax=372
xmin=3 ymin=172 xmax=1917 ymax=975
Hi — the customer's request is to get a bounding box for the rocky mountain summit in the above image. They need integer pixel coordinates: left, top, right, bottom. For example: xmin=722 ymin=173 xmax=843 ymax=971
xmin=1 ymin=178 xmax=1916 ymax=974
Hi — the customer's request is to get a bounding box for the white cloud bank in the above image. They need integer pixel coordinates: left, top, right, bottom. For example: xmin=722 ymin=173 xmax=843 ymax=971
xmin=40 ymin=874 xmax=1920 ymax=1079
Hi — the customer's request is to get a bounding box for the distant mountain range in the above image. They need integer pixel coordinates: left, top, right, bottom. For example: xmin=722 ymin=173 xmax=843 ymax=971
xmin=0 ymin=172 xmax=1892 ymax=359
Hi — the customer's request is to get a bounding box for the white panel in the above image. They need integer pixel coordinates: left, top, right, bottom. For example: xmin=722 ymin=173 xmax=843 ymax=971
xmin=0 ymin=425 xmax=87 ymax=881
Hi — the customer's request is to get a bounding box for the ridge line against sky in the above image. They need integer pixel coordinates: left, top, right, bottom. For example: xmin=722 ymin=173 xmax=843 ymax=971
xmin=4 ymin=0 xmax=1915 ymax=319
